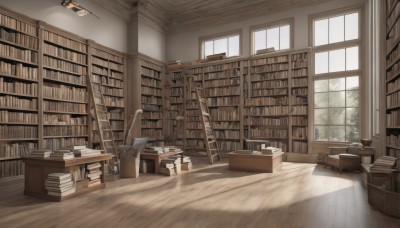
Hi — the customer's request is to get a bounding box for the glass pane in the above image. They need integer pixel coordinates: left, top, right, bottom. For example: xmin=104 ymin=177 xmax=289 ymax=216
xmin=314 ymin=19 xmax=328 ymax=46
xmin=346 ymin=90 xmax=359 ymax=107
xmin=329 ymin=91 xmax=345 ymax=107
xmin=315 ymin=52 xmax=328 ymax=74
xmin=329 ymin=126 xmax=345 ymax=141
xmin=267 ymin=27 xmax=279 ymax=50
xmin=329 ymin=15 xmax=344 ymax=43
xmin=228 ymin=35 xmax=239 ymax=57
xmin=329 ymin=108 xmax=345 ymax=125
xmin=214 ymin=38 xmax=227 ymax=55
xmin=346 ymin=126 xmax=360 ymax=142
xmin=346 ymin=108 xmax=359 ymax=125
xmin=329 ymin=77 xmax=345 ymax=91
xmin=315 ymin=93 xmax=328 ymax=108
xmin=254 ymin=30 xmax=266 ymax=53
xmin=204 ymin=41 xmax=213 ymax=57
xmin=314 ymin=80 xmax=328 ymax=92
xmin=314 ymin=108 xmax=328 ymax=125
xmin=329 ymin=49 xmax=345 ymax=72
xmin=315 ymin=126 xmax=328 ymax=141
xmin=346 ymin=46 xmax=359 ymax=71
xmin=346 ymin=76 xmax=359 ymax=90
xmin=345 ymin=13 xmax=359 ymax=41
xmin=280 ymin=25 xmax=290 ymax=50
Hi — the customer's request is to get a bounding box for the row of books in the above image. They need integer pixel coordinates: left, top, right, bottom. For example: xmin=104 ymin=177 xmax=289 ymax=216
xmin=205 ymin=87 xmax=240 ymax=96
xmin=100 ymin=86 xmax=123 ymax=97
xmin=386 ymin=133 xmax=400 ymax=148
xmin=142 ymin=104 xmax=160 ymax=112
xmin=0 ymin=14 xmax=37 ymax=37
xmin=292 ymin=96 xmax=308 ymax=105
xmin=170 ymin=87 xmax=183 ymax=96
xmin=204 ymin=69 xmax=241 ymax=80
xmin=252 ymin=88 xmax=288 ymax=96
xmin=386 ymin=20 xmax=400 ymax=53
xmin=292 ymin=141 xmax=308 ymax=153
xmin=43 ymin=126 xmax=87 ymax=136
xmin=0 ymin=43 xmax=37 ymax=63
xmin=292 ymin=78 xmax=308 ymax=87
xmin=250 ymin=128 xmax=288 ymax=138
xmin=142 ymin=77 xmax=162 ymax=88
xmin=170 ymin=72 xmax=184 ymax=80
xmin=292 ymin=88 xmax=308 ymax=95
xmin=292 ymin=105 xmax=308 ymax=115
xmin=292 ymin=116 xmax=308 ymax=125
xmin=110 ymin=121 xmax=124 ymax=129
xmin=0 ymin=77 xmax=38 ymax=95
xmin=0 ymin=142 xmax=35 ymax=158
xmin=203 ymin=62 xmax=240 ymax=73
xmin=251 ymin=63 xmax=289 ymax=74
xmin=0 ymin=110 xmax=37 ymax=123
xmin=292 ymin=60 xmax=308 ymax=69
xmin=386 ymin=60 xmax=400 ymax=80
xmin=204 ymin=78 xmax=240 ymax=88
xmin=214 ymin=130 xmax=240 ymax=139
xmin=0 ymin=125 xmax=37 ymax=138
xmin=246 ymin=116 xmax=289 ymax=126
xmin=142 ymin=112 xmax=161 ymax=119
xmin=92 ymin=65 xmax=108 ymax=76
xmin=246 ymin=97 xmax=288 ymax=106
xmin=103 ymin=96 xmax=124 ymax=107
xmin=387 ymin=76 xmax=400 ymax=94
xmin=43 ymin=43 xmax=86 ymax=65
xmin=0 ymin=61 xmax=38 ymax=80
xmin=110 ymin=71 xmax=124 ymax=80
xmin=292 ymin=53 xmax=308 ymax=62
xmin=0 ymin=95 xmax=36 ymax=109
xmin=206 ymin=96 xmax=240 ymax=106
xmin=43 ymin=138 xmax=87 ymax=151
xmin=43 ymin=30 xmax=87 ymax=53
xmin=387 ymin=40 xmax=400 ymax=66
xmin=142 ymin=86 xmax=162 ymax=96
xmin=141 ymin=129 xmax=163 ymax=137
xmin=43 ymin=56 xmax=87 ymax=75
xmin=43 ymin=100 xmax=86 ymax=113
xmin=292 ymin=127 xmax=308 ymax=139
xmin=141 ymin=120 xmax=162 ymax=128
xmin=43 ymin=114 xmax=87 ymax=125
xmin=247 ymin=106 xmax=290 ymax=116
xmin=219 ymin=141 xmax=241 ymax=151
xmin=251 ymin=56 xmax=289 ymax=66
xmin=43 ymin=84 xmax=87 ymax=102
xmin=44 ymin=69 xmax=86 ymax=86
xmin=292 ymin=68 xmax=308 ymax=77
xmin=141 ymin=96 xmax=162 ymax=105
xmin=92 ymin=48 xmax=123 ymax=63
xmin=252 ymin=80 xmax=288 ymax=89
xmin=210 ymin=108 xmax=239 ymax=121
xmin=0 ymin=159 xmax=25 ymax=178
xmin=251 ymin=71 xmax=289 ymax=81
xmin=141 ymin=67 xmax=161 ymax=79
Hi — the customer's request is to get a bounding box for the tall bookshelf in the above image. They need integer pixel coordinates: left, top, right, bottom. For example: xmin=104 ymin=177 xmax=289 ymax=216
xmin=89 ymin=44 xmax=125 ymax=148
xmin=41 ymin=27 xmax=89 ymax=151
xmin=386 ymin=0 xmax=400 ymax=160
xmin=203 ymin=60 xmax=243 ymax=157
xmin=245 ymin=52 xmax=291 ymax=152
xmin=290 ymin=50 xmax=309 ymax=153
xmin=0 ymin=9 xmax=39 ymax=178
xmin=140 ymin=59 xmax=164 ymax=145
xmin=165 ymin=69 xmax=185 ymax=148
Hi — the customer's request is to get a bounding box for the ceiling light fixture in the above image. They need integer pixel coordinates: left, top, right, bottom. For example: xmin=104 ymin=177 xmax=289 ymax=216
xmin=61 ymin=0 xmax=100 ymax=19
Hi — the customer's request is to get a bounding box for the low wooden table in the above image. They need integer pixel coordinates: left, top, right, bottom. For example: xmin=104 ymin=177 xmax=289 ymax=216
xmin=23 ymin=154 xmax=112 ymax=201
xmin=141 ymin=151 xmax=184 ymax=174
xmin=228 ymin=150 xmax=283 ymax=173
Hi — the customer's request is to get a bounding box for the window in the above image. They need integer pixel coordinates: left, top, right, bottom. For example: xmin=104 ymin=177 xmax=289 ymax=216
xmin=311 ymin=7 xmax=362 ymax=143
xmin=251 ymin=19 xmax=293 ymax=54
xmin=201 ymin=32 xmax=240 ymax=59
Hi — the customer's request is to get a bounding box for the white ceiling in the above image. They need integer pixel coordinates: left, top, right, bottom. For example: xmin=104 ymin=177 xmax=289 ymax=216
xmin=90 ymin=0 xmax=331 ymax=33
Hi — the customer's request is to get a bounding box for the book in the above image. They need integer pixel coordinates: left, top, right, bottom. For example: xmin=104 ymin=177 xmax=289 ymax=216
xmin=47 ymin=173 xmax=71 ymax=180
xmin=87 ymin=162 xmax=101 ymax=170
xmin=47 ymin=188 xmax=76 ymax=197
xmin=88 ymin=179 xmax=101 ymax=187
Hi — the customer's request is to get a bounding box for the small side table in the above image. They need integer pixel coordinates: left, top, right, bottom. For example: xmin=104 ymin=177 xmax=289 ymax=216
xmin=359 ymin=147 xmax=375 ymax=163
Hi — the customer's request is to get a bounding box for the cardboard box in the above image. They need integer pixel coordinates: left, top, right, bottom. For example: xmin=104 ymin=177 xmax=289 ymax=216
xmin=181 ymin=162 xmax=192 ymax=171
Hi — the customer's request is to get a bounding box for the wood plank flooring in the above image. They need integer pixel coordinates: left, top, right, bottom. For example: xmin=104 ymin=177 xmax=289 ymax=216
xmin=0 ymin=159 xmax=399 ymax=228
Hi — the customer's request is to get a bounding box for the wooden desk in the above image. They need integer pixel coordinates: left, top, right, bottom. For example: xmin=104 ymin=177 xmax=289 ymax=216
xmin=228 ymin=150 xmax=283 ymax=173
xmin=141 ymin=151 xmax=183 ymax=174
xmin=23 ymin=154 xmax=112 ymax=201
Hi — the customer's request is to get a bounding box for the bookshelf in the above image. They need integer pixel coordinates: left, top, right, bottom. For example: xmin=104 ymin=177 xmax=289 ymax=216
xmin=290 ymin=50 xmax=309 ymax=153
xmin=140 ymin=58 xmax=164 ymax=145
xmin=386 ymin=0 xmax=400 ymax=159
xmin=165 ymin=68 xmax=185 ymax=148
xmin=89 ymin=43 xmax=126 ymax=149
xmin=0 ymin=8 xmax=39 ymax=178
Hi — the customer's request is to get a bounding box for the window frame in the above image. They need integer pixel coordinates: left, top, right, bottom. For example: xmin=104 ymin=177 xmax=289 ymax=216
xmin=199 ymin=29 xmax=242 ymax=60
xmin=309 ymin=5 xmax=364 ymax=144
xmin=250 ymin=18 xmax=294 ymax=55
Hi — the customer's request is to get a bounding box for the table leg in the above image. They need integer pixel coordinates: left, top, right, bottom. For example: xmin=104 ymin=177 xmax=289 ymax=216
xmin=155 ymin=159 xmax=161 ymax=174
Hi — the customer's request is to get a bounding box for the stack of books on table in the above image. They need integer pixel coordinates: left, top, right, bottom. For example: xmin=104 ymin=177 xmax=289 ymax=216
xmin=50 ymin=150 xmax=75 ymax=160
xmin=68 ymin=146 xmax=102 ymax=157
xmin=160 ymin=156 xmax=182 ymax=176
xmin=29 ymin=149 xmax=52 ymax=158
xmin=182 ymin=156 xmax=192 ymax=171
xmin=86 ymin=162 xmax=102 ymax=187
xmin=45 ymin=173 xmax=75 ymax=197
xmin=168 ymin=146 xmax=183 ymax=153
xmin=144 ymin=147 xmax=164 ymax=154
xmin=261 ymin=146 xmax=282 ymax=155
xmin=370 ymin=156 xmax=397 ymax=173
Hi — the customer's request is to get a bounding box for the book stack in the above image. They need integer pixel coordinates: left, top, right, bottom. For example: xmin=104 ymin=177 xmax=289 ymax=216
xmin=70 ymin=147 xmax=102 ymax=157
xmin=261 ymin=146 xmax=282 ymax=155
xmin=144 ymin=147 xmax=164 ymax=154
xmin=181 ymin=156 xmax=192 ymax=171
xmin=45 ymin=173 xmax=75 ymax=197
xmin=29 ymin=149 xmax=52 ymax=158
xmin=86 ymin=162 xmax=102 ymax=187
xmin=160 ymin=156 xmax=182 ymax=176
xmin=50 ymin=149 xmax=75 ymax=160
xmin=370 ymin=156 xmax=398 ymax=173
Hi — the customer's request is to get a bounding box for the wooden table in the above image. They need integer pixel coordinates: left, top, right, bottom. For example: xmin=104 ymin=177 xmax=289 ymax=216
xmin=141 ymin=151 xmax=183 ymax=174
xmin=23 ymin=154 xmax=112 ymax=201
xmin=228 ymin=150 xmax=283 ymax=173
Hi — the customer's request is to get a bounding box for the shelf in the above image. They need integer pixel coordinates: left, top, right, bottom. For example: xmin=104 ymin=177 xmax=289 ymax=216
xmin=43 ymin=39 xmax=87 ymax=55
xmin=0 ymin=156 xmax=23 ymax=161
xmin=387 ymin=1 xmax=400 ymax=20
xmin=0 ymin=73 xmax=38 ymax=83
xmin=0 ymin=91 xmax=37 ymax=98
xmin=387 ymin=10 xmax=400 ymax=36
xmin=0 ymin=24 xmax=38 ymax=38
xmin=43 ymin=66 xmax=83 ymax=77
xmin=0 ymin=122 xmax=38 ymax=125
xmin=0 ymin=138 xmax=38 ymax=141
xmin=43 ymin=124 xmax=88 ymax=126
xmin=43 ymin=110 xmax=88 ymax=115
xmin=43 ymin=53 xmax=87 ymax=67
xmin=43 ymin=97 xmax=87 ymax=104
xmin=0 ymin=38 xmax=37 ymax=52
xmin=43 ymin=77 xmax=87 ymax=88
xmin=0 ymin=55 xmax=37 ymax=66
xmin=43 ymin=135 xmax=88 ymax=139
xmin=0 ymin=106 xmax=37 ymax=112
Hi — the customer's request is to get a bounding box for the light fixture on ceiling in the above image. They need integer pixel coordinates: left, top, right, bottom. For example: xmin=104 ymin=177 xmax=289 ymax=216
xmin=61 ymin=0 xmax=100 ymax=19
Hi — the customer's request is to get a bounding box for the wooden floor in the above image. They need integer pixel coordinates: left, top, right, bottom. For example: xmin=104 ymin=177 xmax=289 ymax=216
xmin=0 ymin=159 xmax=399 ymax=228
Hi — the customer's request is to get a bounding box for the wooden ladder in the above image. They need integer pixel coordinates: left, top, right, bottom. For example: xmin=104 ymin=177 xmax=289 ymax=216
xmin=191 ymin=77 xmax=221 ymax=164
xmin=88 ymin=76 xmax=119 ymax=174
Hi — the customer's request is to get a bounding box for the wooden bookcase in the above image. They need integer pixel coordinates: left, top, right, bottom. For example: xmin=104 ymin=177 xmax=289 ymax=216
xmin=140 ymin=58 xmax=165 ymax=145
xmin=0 ymin=7 xmax=127 ymax=179
xmin=386 ymin=0 xmax=400 ymax=161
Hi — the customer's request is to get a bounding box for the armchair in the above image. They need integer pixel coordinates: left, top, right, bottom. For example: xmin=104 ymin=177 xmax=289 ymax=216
xmin=325 ymin=146 xmax=362 ymax=173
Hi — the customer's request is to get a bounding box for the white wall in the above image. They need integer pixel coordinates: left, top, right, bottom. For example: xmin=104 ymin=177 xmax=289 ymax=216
xmin=138 ymin=20 xmax=166 ymax=62
xmin=166 ymin=0 xmax=367 ymax=62
xmin=0 ymin=0 xmax=128 ymax=53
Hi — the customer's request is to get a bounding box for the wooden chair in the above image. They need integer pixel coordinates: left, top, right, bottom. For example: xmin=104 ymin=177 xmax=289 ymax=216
xmin=325 ymin=146 xmax=362 ymax=173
